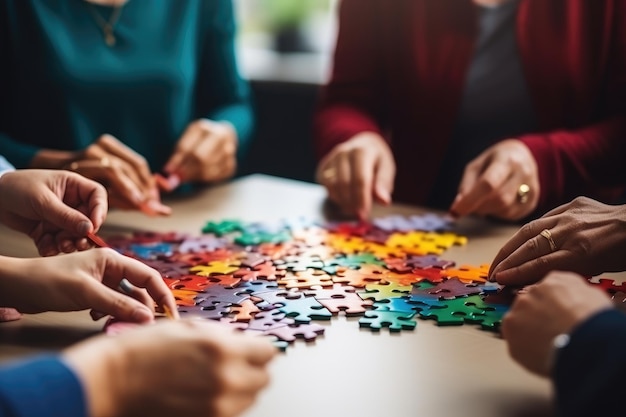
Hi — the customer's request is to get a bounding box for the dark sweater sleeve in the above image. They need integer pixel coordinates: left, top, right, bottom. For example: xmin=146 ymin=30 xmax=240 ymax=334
xmin=553 ymin=309 xmax=626 ymax=417
xmin=0 ymin=355 xmax=87 ymax=417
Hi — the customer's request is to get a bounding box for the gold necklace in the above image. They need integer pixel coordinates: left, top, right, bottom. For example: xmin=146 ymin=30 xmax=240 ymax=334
xmin=87 ymin=3 xmax=124 ymax=47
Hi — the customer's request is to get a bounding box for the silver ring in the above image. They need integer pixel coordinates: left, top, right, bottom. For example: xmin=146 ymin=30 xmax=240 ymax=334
xmin=118 ymin=278 xmax=134 ymax=294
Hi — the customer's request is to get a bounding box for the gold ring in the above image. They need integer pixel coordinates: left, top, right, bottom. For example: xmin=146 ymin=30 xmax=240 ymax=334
xmin=517 ymin=183 xmax=530 ymax=204
xmin=321 ymin=167 xmax=336 ymax=182
xmin=540 ymin=229 xmax=557 ymax=252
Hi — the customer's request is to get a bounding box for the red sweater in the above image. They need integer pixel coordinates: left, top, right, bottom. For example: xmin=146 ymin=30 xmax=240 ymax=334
xmin=314 ymin=0 xmax=626 ymax=214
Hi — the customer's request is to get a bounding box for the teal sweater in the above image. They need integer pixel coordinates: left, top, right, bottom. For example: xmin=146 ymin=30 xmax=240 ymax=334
xmin=0 ymin=0 xmax=253 ymax=171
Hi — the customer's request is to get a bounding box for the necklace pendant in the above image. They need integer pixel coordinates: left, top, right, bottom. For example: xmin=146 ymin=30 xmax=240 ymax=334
xmin=103 ymin=26 xmax=116 ymax=47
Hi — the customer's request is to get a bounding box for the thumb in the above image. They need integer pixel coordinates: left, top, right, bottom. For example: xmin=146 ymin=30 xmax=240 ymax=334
xmin=86 ymin=281 xmax=154 ymax=323
xmin=41 ymin=190 xmax=94 ymax=236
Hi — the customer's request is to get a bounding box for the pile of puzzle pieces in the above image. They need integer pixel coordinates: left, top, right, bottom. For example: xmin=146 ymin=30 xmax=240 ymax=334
xmin=104 ymin=213 xmax=527 ymax=350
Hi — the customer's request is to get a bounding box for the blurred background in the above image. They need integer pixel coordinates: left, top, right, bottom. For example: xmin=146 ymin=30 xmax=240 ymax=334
xmin=234 ymin=0 xmax=338 ymax=183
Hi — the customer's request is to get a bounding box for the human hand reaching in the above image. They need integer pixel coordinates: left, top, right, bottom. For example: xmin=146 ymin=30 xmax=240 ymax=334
xmin=165 ymin=119 xmax=239 ymax=184
xmin=63 ymin=319 xmax=276 ymax=417
xmin=489 ymin=197 xmax=626 ymax=286
xmin=316 ymin=132 xmax=395 ymax=220
xmin=450 ymin=139 xmax=539 ymax=221
xmin=0 ymin=248 xmax=178 ymax=322
xmin=501 ymin=271 xmax=612 ymax=376
xmin=0 ymin=170 xmax=107 ymax=256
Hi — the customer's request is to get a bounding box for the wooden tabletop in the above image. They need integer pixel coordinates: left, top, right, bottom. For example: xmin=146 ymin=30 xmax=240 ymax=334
xmin=0 ymin=174 xmax=554 ymax=417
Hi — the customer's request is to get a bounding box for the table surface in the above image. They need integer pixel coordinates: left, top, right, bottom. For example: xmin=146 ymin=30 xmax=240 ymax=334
xmin=0 ymin=174 xmax=555 ymax=417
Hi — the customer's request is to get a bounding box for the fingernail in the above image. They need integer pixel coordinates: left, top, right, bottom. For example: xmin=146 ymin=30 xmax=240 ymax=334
xmin=132 ymin=190 xmax=145 ymax=204
xmin=147 ymin=200 xmax=172 ymax=216
xmin=131 ymin=307 xmax=154 ymax=323
xmin=78 ymin=220 xmax=92 ymax=235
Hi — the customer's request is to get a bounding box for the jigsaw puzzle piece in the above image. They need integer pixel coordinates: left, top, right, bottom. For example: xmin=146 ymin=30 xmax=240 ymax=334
xmin=202 ymin=219 xmax=245 ymax=236
xmin=179 ymin=301 xmax=233 ymax=320
xmin=247 ymin=310 xmax=295 ymax=331
xmin=359 ymin=310 xmax=417 ymax=332
xmin=278 ymin=269 xmax=333 ymax=289
xmin=418 ymin=295 xmax=488 ymax=326
xmin=442 ymin=264 xmax=490 ymax=283
xmin=332 ymin=265 xmax=386 ymax=288
xmin=358 ymin=281 xmax=412 ymax=302
xmin=274 ymin=293 xmax=332 ymax=323
xmin=190 ymin=261 xmax=241 ymax=277
xmin=130 ymin=242 xmax=173 ymax=260
xmin=265 ymin=323 xmax=325 ymax=343
xmin=372 ymin=296 xmax=425 ymax=314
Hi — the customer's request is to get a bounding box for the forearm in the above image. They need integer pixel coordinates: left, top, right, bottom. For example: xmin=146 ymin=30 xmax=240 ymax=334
xmin=0 ymin=257 xmax=30 ymax=309
xmin=0 ymin=355 xmax=87 ymax=417
xmin=520 ymin=116 xmax=626 ymax=214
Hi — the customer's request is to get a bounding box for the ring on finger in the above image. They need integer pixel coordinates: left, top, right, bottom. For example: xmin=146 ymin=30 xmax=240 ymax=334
xmin=321 ymin=167 xmax=337 ymax=182
xmin=539 ymin=229 xmax=557 ymax=252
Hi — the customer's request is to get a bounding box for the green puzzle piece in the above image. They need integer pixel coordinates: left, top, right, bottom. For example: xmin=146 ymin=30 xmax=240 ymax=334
xmin=235 ymin=230 xmax=291 ymax=246
xmin=419 ymin=295 xmax=488 ymax=326
xmin=202 ymin=220 xmax=244 ymax=236
xmin=359 ymin=310 xmax=417 ymax=332
xmin=358 ymin=281 xmax=412 ymax=302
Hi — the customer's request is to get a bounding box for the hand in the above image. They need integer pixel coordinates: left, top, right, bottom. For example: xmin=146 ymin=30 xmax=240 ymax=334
xmin=449 ymin=139 xmax=540 ymax=221
xmin=63 ymin=320 xmax=276 ymax=417
xmin=501 ymin=271 xmax=612 ymax=376
xmin=316 ymin=132 xmax=395 ymax=220
xmin=165 ymin=119 xmax=238 ymax=183
xmin=0 ymin=248 xmax=178 ymax=323
xmin=0 ymin=170 xmax=107 ymax=256
xmin=33 ymin=135 xmax=171 ymax=215
xmin=489 ymin=197 xmax=626 ymax=286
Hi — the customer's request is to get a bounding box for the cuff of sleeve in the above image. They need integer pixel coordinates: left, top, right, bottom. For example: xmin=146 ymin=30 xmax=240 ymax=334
xmin=0 ymin=355 xmax=87 ymax=417
xmin=553 ymin=309 xmax=626 ymax=417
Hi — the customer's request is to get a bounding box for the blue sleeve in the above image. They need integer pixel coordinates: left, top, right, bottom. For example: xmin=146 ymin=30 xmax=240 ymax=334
xmin=0 ymin=156 xmax=15 ymax=172
xmin=553 ymin=309 xmax=626 ymax=417
xmin=196 ymin=0 xmax=255 ymax=163
xmin=0 ymin=355 xmax=87 ymax=417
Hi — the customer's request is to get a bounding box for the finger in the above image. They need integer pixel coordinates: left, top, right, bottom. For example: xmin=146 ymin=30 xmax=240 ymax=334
xmin=336 ymin=151 xmax=355 ymax=216
xmin=67 ymin=173 xmax=108 ymax=232
xmin=472 ymin=172 xmax=520 ymax=218
xmin=494 ymin=251 xmax=573 ymax=287
xmin=74 ymin=160 xmax=145 ymax=208
xmin=372 ymin=152 xmax=394 ymax=206
xmin=164 ymin=123 xmax=204 ymax=177
xmin=38 ymin=189 xmax=95 ymax=237
xmin=449 ymin=156 xmax=484 ymax=216
xmin=350 ymin=148 xmax=375 ymax=221
xmin=489 ymin=219 xmax=554 ymax=278
xmin=97 ymin=134 xmax=155 ymax=191
xmin=35 ymin=233 xmax=60 ymax=257
xmin=178 ymin=130 xmax=221 ymax=181
xmin=317 ymin=159 xmax=340 ymax=203
xmin=83 ymin=279 xmax=154 ymax=323
xmin=244 ymin=337 xmax=277 ymax=366
xmin=116 ymin=279 xmax=154 ymax=312
xmin=101 ymin=252 xmax=178 ymax=317
xmin=451 ymin=159 xmax=511 ymax=217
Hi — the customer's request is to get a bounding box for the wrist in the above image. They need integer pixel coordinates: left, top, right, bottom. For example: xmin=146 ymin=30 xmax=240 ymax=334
xmin=30 ymin=149 xmax=80 ymax=170
xmin=62 ymin=337 xmax=123 ymax=417
xmin=546 ymin=333 xmax=571 ymax=375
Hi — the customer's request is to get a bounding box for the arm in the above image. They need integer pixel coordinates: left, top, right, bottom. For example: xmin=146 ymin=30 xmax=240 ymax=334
xmin=553 ymin=309 xmax=626 ymax=417
xmin=520 ymin=117 xmax=626 ymax=213
xmin=196 ymin=0 xmax=254 ymax=160
xmin=0 ymin=356 xmax=86 ymax=417
xmin=313 ymin=0 xmax=387 ymax=160
xmin=519 ymin=3 xmax=626 ymax=213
